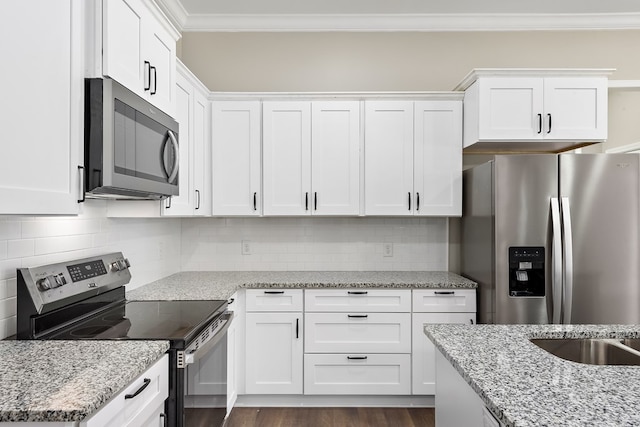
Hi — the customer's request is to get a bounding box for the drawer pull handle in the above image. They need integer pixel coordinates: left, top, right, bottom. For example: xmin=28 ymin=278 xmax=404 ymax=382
xmin=125 ymin=378 xmax=151 ymax=400
xmin=347 ymin=314 xmax=368 ymax=318
xmin=347 ymin=356 xmax=368 ymax=360
xmin=434 ymin=291 xmax=455 ymax=295
xmin=228 ymin=298 xmax=235 ymax=305
xmin=347 ymin=291 xmax=368 ymax=295
xmin=264 ymin=291 xmax=285 ymax=294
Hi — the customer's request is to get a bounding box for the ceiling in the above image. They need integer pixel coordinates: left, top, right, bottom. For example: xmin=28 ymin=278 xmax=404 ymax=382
xmin=155 ymin=0 xmax=640 ymax=31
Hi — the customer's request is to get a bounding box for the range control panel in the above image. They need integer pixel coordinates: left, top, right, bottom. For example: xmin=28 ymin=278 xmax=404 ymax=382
xmin=18 ymin=252 xmax=132 ymax=313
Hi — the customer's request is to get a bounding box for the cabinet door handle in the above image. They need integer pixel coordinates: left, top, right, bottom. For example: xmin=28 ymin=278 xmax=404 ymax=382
xmin=470 ymin=318 xmax=474 ymax=325
xmin=408 ymin=192 xmax=411 ymax=211
xmin=314 ymin=192 xmax=317 ymax=211
xmin=77 ymin=165 xmax=85 ymax=203
xmin=416 ymin=192 xmax=420 ymax=211
xmin=144 ymin=61 xmax=151 ymax=91
xmin=347 ymin=356 xmax=368 ymax=360
xmin=347 ymin=291 xmax=368 ymax=295
xmin=150 ymin=66 xmax=157 ymax=95
xmin=537 ymin=113 xmax=542 ymax=134
xmin=264 ymin=290 xmax=285 ymax=294
xmin=305 ymin=192 xmax=309 ymax=211
xmin=124 ymin=378 xmax=151 ymax=400
xmin=165 ymin=197 xmax=172 ymax=209
xmin=296 ymin=318 xmax=299 ymax=339
xmin=228 ymin=298 xmax=235 ymax=305
xmin=195 ymin=190 xmax=200 ymax=210
xmin=253 ymin=192 xmax=257 ymax=211
xmin=434 ymin=291 xmax=455 ymax=295
xmin=160 ymin=413 xmax=167 ymax=427
xmin=347 ymin=314 xmax=368 ymax=318
xmin=547 ymin=113 xmax=552 ymax=134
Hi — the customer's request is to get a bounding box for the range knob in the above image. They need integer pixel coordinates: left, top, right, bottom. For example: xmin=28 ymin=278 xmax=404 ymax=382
xmin=110 ymin=262 xmax=121 ymax=272
xmin=36 ymin=277 xmax=52 ymax=292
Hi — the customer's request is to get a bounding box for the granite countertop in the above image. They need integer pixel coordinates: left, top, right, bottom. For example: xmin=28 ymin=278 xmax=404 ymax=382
xmin=424 ymin=324 xmax=640 ymax=427
xmin=0 ymin=340 xmax=169 ymax=422
xmin=126 ymin=271 xmax=476 ymax=301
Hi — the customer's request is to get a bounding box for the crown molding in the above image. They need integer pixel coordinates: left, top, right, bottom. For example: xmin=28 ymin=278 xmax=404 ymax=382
xmin=152 ymin=1 xmax=640 ymax=33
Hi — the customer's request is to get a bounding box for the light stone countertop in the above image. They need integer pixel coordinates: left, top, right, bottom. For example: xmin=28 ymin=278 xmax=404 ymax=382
xmin=0 ymin=340 xmax=169 ymax=422
xmin=424 ymin=324 xmax=640 ymax=427
xmin=126 ymin=271 xmax=476 ymax=301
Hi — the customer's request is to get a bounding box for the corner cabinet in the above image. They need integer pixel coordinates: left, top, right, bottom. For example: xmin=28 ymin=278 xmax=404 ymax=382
xmin=364 ymin=99 xmax=463 ymax=216
xmin=162 ymin=62 xmax=211 ymax=217
xmin=100 ymin=0 xmax=179 ymax=115
xmin=457 ymin=69 xmax=612 ymax=153
xmin=0 ymin=0 xmax=83 ymax=215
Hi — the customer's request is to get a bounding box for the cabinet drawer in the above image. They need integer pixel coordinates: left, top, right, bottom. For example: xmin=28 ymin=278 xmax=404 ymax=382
xmin=304 ymin=354 xmax=411 ymax=395
xmin=246 ymin=289 xmax=303 ymax=312
xmin=305 ymin=289 xmax=411 ymax=312
xmin=305 ymin=312 xmax=411 ymax=353
xmin=412 ymin=289 xmax=476 ymax=312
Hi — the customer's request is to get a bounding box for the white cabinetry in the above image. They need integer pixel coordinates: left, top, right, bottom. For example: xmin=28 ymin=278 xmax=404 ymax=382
xmin=304 ymin=289 xmax=412 ymax=395
xmin=101 ymin=0 xmax=178 ymax=115
xmin=0 ymin=0 xmax=83 ymax=215
xmin=211 ymin=101 xmax=262 ymax=215
xmin=412 ymin=289 xmax=476 ymax=395
xmin=263 ymin=101 xmax=361 ymax=216
xmin=82 ymin=354 xmax=169 ymax=427
xmin=162 ymin=62 xmax=211 ymax=216
xmin=457 ymin=69 xmax=611 ymax=152
xmin=364 ymin=99 xmax=462 ymax=216
xmin=245 ymin=290 xmax=303 ymax=394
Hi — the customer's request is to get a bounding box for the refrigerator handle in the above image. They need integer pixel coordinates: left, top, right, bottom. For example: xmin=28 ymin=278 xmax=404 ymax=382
xmin=561 ymin=197 xmax=574 ymax=324
xmin=550 ymin=198 xmax=563 ymax=324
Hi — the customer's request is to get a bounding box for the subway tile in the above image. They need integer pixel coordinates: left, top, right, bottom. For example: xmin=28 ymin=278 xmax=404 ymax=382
xmin=7 ymin=239 xmax=35 ymax=259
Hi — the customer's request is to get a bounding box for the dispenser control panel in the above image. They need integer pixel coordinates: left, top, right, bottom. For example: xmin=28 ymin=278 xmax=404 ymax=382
xmin=508 ymin=246 xmax=545 ymax=297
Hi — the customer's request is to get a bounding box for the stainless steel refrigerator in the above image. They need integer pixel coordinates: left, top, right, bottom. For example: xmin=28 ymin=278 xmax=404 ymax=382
xmin=461 ymin=154 xmax=640 ymax=324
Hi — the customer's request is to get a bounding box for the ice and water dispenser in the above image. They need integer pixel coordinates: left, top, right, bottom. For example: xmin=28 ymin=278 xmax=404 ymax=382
xmin=508 ymin=247 xmax=545 ymax=297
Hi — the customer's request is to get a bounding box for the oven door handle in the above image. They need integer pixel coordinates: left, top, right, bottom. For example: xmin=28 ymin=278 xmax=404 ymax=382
xmin=183 ymin=311 xmax=233 ymax=366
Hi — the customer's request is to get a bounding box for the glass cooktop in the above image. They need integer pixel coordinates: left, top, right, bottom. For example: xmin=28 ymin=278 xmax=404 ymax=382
xmin=47 ymin=300 xmax=226 ymax=348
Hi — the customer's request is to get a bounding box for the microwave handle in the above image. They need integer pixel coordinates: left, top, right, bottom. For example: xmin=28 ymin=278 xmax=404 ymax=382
xmin=166 ymin=130 xmax=179 ymax=184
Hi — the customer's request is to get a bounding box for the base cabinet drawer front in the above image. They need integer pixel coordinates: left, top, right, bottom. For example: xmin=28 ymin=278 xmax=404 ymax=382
xmin=412 ymin=289 xmax=476 ymax=313
xmin=412 ymin=313 xmax=476 ymax=395
xmin=246 ymin=289 xmax=304 ymax=312
xmin=305 ymin=313 xmax=411 ymax=353
xmin=305 ymin=289 xmax=411 ymax=312
xmin=304 ymin=354 xmax=411 ymax=395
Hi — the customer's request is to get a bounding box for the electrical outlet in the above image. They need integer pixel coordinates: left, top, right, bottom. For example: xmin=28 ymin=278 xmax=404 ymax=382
xmin=242 ymin=240 xmax=251 ymax=255
xmin=383 ymin=243 xmax=393 ymax=257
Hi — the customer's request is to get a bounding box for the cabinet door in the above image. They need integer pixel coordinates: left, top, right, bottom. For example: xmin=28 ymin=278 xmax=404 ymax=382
xmin=143 ymin=16 xmax=177 ymax=115
xmin=102 ymin=0 xmax=145 ymax=96
xmin=364 ymin=101 xmax=414 ymax=215
xmin=544 ymin=77 xmax=607 ymax=141
xmin=192 ymin=90 xmax=211 ymax=215
xmin=0 ymin=0 xmax=81 ymax=214
xmin=412 ymin=312 xmax=476 ymax=395
xmin=263 ymin=102 xmax=312 ymax=215
xmin=212 ymin=101 xmax=262 ymax=216
xmin=162 ymin=74 xmax=194 ymax=216
xmin=245 ymin=312 xmax=303 ymax=394
xmin=414 ymin=101 xmax=462 ymax=216
xmin=478 ymin=78 xmax=544 ymax=140
xmin=311 ymin=101 xmax=361 ymax=215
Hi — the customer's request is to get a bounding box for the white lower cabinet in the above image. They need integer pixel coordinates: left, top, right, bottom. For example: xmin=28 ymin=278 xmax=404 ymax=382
xmin=304 ymin=354 xmax=411 ymax=395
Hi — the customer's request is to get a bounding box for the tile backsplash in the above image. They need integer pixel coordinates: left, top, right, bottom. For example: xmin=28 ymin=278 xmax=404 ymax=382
xmin=181 ymin=217 xmax=448 ymax=271
xmin=0 ymin=201 xmax=181 ymax=339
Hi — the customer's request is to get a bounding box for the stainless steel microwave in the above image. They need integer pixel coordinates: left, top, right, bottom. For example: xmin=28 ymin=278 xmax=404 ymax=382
xmin=84 ymin=78 xmax=179 ymax=200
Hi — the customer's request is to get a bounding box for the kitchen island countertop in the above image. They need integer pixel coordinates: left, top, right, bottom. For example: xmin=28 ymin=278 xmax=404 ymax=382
xmin=126 ymin=271 xmax=476 ymax=301
xmin=0 ymin=340 xmax=169 ymax=423
xmin=424 ymin=324 xmax=640 ymax=427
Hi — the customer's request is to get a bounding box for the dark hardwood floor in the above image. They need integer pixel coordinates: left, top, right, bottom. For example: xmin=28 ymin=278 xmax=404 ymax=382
xmin=223 ymin=407 xmax=435 ymax=427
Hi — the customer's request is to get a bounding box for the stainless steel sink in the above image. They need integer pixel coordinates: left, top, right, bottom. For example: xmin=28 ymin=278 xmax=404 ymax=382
xmin=531 ymin=338 xmax=640 ymax=365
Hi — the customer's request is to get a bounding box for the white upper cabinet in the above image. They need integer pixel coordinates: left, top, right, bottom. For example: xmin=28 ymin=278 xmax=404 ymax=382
xmin=365 ymin=99 xmax=462 ymax=216
xmin=162 ymin=63 xmax=210 ymax=216
xmin=101 ymin=0 xmax=178 ymax=115
xmin=211 ymin=101 xmax=262 ymax=216
xmin=0 ymin=0 xmax=83 ymax=215
xmin=311 ymin=102 xmax=361 ymax=215
xmin=457 ymin=69 xmax=611 ymax=152
xmin=263 ymin=102 xmax=312 ymax=215
xmin=364 ymin=101 xmax=414 ymax=216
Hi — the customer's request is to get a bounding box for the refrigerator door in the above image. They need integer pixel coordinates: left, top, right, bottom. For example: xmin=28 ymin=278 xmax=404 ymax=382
xmin=560 ymin=154 xmax=640 ymax=324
